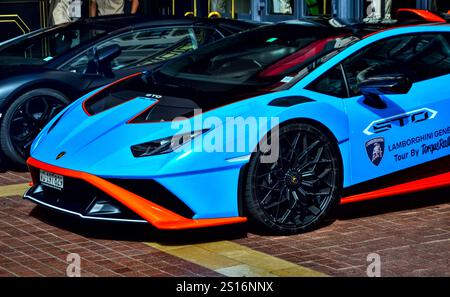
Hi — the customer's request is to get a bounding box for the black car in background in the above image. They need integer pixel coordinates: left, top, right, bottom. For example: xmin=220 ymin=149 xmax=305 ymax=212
xmin=0 ymin=15 xmax=257 ymax=166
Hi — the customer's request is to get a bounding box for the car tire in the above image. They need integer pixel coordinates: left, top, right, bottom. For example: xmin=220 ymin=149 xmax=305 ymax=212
xmin=244 ymin=122 xmax=341 ymax=234
xmin=0 ymin=89 xmax=70 ymax=166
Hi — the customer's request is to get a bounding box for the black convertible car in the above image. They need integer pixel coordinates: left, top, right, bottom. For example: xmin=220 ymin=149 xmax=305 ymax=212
xmin=0 ymin=15 xmax=257 ymax=166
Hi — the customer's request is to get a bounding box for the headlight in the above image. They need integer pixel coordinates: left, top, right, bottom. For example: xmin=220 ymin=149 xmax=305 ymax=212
xmin=130 ymin=129 xmax=208 ymax=157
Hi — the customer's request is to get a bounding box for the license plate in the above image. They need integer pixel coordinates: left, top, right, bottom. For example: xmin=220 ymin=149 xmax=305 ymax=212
xmin=40 ymin=170 xmax=64 ymax=190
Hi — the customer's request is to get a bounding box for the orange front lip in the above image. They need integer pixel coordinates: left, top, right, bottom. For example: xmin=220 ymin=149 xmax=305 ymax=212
xmin=27 ymin=157 xmax=247 ymax=230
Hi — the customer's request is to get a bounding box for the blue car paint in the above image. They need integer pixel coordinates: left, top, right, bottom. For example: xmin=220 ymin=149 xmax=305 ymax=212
xmin=31 ymin=25 xmax=450 ymax=219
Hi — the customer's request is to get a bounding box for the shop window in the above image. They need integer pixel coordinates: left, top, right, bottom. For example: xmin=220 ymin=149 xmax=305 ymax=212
xmin=209 ymin=0 xmax=251 ymax=18
xmin=210 ymin=0 xmax=228 ymax=14
xmin=235 ymin=0 xmax=252 ymax=15
xmin=305 ymin=0 xmax=332 ymax=16
xmin=268 ymin=0 xmax=294 ymax=15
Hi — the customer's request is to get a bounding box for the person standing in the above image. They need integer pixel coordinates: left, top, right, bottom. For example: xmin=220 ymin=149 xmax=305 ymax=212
xmin=280 ymin=0 xmax=293 ymax=14
xmin=271 ymin=0 xmax=293 ymax=14
xmin=90 ymin=0 xmax=139 ymax=17
xmin=364 ymin=0 xmax=393 ymax=23
xmin=49 ymin=0 xmax=82 ymax=25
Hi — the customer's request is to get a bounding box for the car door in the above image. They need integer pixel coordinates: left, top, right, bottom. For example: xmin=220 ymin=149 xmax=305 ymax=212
xmin=58 ymin=26 xmax=200 ymax=91
xmin=340 ymin=32 xmax=450 ymax=185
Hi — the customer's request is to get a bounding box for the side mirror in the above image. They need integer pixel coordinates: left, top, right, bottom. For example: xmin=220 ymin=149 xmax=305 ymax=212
xmin=97 ymin=44 xmax=122 ymax=77
xmin=358 ymin=74 xmax=412 ymax=109
xmin=86 ymin=44 xmax=122 ymax=77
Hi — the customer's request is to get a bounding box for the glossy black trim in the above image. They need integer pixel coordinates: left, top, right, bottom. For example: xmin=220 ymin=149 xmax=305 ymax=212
xmin=268 ymin=96 xmax=314 ymax=107
xmin=237 ymin=163 xmax=248 ymax=217
xmin=107 ymin=178 xmax=195 ymax=219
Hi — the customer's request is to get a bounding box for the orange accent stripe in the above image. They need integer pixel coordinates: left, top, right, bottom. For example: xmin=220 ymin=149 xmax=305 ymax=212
xmin=340 ymin=172 xmax=450 ymax=204
xmin=82 ymin=72 xmax=143 ymax=116
xmin=27 ymin=157 xmax=247 ymax=229
xmin=397 ymin=8 xmax=446 ymax=23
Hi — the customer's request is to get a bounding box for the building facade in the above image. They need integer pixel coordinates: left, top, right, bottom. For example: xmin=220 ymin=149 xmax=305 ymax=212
xmin=2 ymin=1 xmax=450 ymax=42
xmin=144 ymin=0 xmax=450 ymax=22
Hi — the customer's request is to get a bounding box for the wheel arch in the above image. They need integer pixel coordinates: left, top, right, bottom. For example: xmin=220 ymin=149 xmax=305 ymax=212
xmin=0 ymin=80 xmax=77 ymax=164
xmin=0 ymin=79 xmax=78 ymax=115
xmin=281 ymin=118 xmax=344 ymax=186
xmin=237 ymin=117 xmax=345 ymax=216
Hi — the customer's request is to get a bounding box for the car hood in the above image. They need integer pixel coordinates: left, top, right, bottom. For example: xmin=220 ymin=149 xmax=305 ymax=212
xmin=30 ymin=74 xmax=273 ymax=174
xmin=84 ymin=73 xmax=273 ymax=122
xmin=31 ymin=94 xmax=178 ymax=172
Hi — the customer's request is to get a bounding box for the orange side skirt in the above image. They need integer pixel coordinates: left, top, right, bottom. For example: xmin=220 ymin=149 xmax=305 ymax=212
xmin=27 ymin=157 xmax=247 ymax=230
xmin=341 ymin=172 xmax=450 ymax=204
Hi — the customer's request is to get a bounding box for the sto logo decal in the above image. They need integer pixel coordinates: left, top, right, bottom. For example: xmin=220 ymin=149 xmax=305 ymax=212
xmin=363 ymin=108 xmax=438 ymax=136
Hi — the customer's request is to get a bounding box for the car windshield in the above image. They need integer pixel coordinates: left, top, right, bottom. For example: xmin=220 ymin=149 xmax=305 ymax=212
xmin=0 ymin=23 xmax=108 ymax=66
xmin=154 ymin=24 xmax=357 ymax=93
xmin=88 ymin=25 xmax=359 ymax=122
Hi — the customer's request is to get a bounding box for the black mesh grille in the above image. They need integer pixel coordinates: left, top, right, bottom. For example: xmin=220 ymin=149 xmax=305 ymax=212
xmin=27 ymin=166 xmax=144 ymax=221
xmin=39 ymin=177 xmax=98 ymax=214
xmin=106 ymin=178 xmax=195 ymax=219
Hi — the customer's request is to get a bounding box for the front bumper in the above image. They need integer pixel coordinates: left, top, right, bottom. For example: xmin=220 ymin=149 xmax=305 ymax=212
xmin=25 ymin=157 xmax=247 ymax=230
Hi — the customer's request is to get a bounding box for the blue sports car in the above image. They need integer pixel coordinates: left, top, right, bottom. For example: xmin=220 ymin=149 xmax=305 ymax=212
xmin=24 ymin=22 xmax=450 ymax=234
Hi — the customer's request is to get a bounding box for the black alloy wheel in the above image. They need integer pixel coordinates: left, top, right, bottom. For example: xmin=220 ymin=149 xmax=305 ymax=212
xmin=245 ymin=123 xmax=341 ymax=234
xmin=0 ymin=89 xmax=70 ymax=166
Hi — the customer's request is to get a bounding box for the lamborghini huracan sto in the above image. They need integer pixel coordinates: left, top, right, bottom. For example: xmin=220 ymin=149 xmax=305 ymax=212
xmin=25 ymin=23 xmax=450 ymax=234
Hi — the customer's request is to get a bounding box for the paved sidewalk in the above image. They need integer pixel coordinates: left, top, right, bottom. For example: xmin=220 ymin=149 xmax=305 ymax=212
xmin=0 ymin=169 xmax=448 ymax=277
xmin=0 ymin=171 xmax=29 ymax=186
xmin=235 ymin=191 xmax=450 ymax=276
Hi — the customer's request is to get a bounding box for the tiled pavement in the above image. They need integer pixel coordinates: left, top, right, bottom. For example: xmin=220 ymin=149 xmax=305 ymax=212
xmin=0 ymin=171 xmax=29 ymax=186
xmin=0 ymin=168 xmax=449 ymax=277
xmin=0 ymin=195 xmax=221 ymax=277
xmin=235 ymin=192 xmax=450 ymax=276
